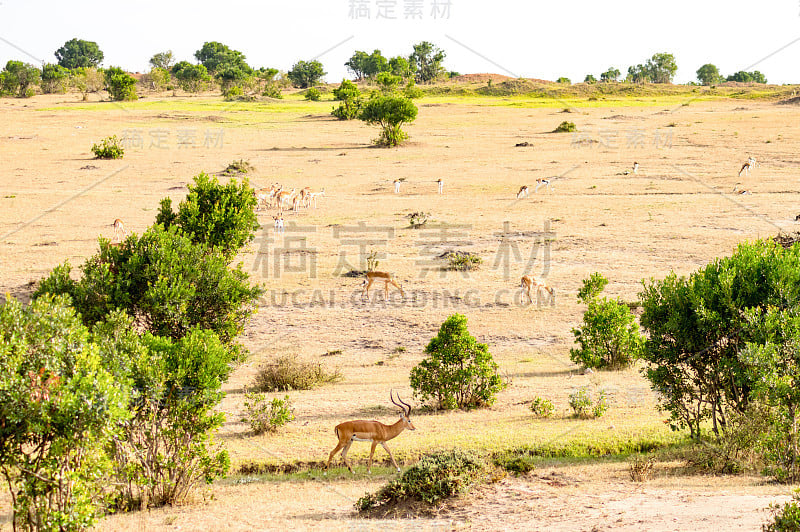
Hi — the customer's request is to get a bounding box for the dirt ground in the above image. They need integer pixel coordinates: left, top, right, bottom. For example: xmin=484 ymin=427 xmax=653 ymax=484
xmin=1 ymin=90 xmax=799 ymax=530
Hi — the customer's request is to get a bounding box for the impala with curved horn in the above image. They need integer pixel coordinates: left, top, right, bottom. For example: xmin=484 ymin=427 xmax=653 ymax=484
xmin=324 ymin=391 xmax=415 ymax=474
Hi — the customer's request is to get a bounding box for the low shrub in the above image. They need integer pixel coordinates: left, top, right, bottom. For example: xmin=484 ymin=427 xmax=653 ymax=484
xmin=222 ymin=159 xmax=254 ymax=175
xmin=444 ymin=251 xmax=482 ymax=271
xmin=304 ymin=87 xmax=321 ymax=101
xmin=407 ymin=211 xmax=430 ymax=228
xmin=91 ymin=135 xmax=124 ymax=159
xmin=529 ymin=396 xmax=555 ymax=418
xmin=242 ymin=393 xmax=294 ymax=434
xmin=356 ymin=450 xmax=492 ymax=514
xmin=764 ymin=490 xmax=800 ymax=532
xmin=493 ymin=452 xmax=536 ymax=474
xmin=628 ymin=454 xmax=655 ymax=482
xmin=569 ymin=387 xmax=608 ymax=418
xmin=554 ymin=121 xmax=577 ymax=133
xmin=253 ymin=355 xmax=342 ymax=392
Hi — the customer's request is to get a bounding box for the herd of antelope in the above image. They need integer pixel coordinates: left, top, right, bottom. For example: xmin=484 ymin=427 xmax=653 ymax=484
xmin=254 ymin=183 xmax=326 ymax=213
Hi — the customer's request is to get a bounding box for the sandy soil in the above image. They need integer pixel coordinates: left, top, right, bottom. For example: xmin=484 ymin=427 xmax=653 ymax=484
xmin=1 ymin=90 xmax=799 ymax=530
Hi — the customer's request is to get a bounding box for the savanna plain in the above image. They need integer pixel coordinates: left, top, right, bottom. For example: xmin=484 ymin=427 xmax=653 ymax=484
xmin=2 ymin=84 xmax=800 ymax=530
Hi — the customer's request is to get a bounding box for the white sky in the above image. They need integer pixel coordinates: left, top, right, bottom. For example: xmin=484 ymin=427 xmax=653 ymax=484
xmin=1 ymin=0 xmax=799 ymax=84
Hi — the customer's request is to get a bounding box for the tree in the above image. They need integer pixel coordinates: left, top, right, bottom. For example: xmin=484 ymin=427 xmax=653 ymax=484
xmin=410 ymin=41 xmax=446 ymax=83
xmin=345 ymin=50 xmax=369 ymax=80
xmin=215 ymin=64 xmax=252 ymax=91
xmin=144 ymin=66 xmax=170 ymax=91
xmin=55 ymin=38 xmax=104 ymax=69
xmin=584 ymin=74 xmax=597 ymax=84
xmin=741 ymin=306 xmax=800 ymax=481
xmin=727 ymin=70 xmax=767 ymax=83
xmin=40 ymin=63 xmax=69 ymax=93
xmin=0 ymin=295 xmax=127 ymax=530
xmin=331 ymin=79 xmax=363 ymax=120
xmin=600 ymin=67 xmax=621 ymax=82
xmin=194 ymin=41 xmax=251 ymax=75
xmin=172 ymin=61 xmax=211 ymax=92
xmin=627 ymin=64 xmax=649 ymax=83
xmin=645 ymin=52 xmax=678 ymax=83
xmin=410 ymin=314 xmax=505 ymax=410
xmin=389 ymin=56 xmax=413 ymax=78
xmin=288 ymin=59 xmax=326 ymax=88
xmin=639 ymin=240 xmax=800 ymax=439
xmin=570 ymin=273 xmax=644 ymax=370
xmin=696 ymin=63 xmax=723 ymax=85
xmin=1 ymin=60 xmax=40 ymax=97
xmin=149 ymin=50 xmax=175 ymax=71
xmin=358 ymin=95 xmax=418 ymax=146
xmin=556 ymin=77 xmax=571 ymax=84
xmin=103 ymin=66 xmax=137 ymax=101
xmin=364 ymin=49 xmax=389 ymax=78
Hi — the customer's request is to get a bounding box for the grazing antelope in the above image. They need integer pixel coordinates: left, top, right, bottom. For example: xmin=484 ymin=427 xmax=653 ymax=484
xmin=517 ymin=185 xmax=530 ymax=199
xmin=275 ymin=188 xmax=296 ymax=212
xmin=732 ymin=183 xmax=752 ymax=195
xmin=362 ymin=271 xmax=405 ymax=302
xmin=520 ymin=275 xmax=555 ymax=307
xmin=111 ymin=219 xmax=127 ymax=241
xmin=437 ymin=178 xmax=443 ymax=194
xmin=534 ymin=178 xmax=552 ymax=193
xmin=324 ymin=391 xmax=415 ymax=474
xmin=306 ymin=189 xmax=325 ymax=208
xmin=393 ymin=179 xmax=401 ymax=194
xmin=738 ymin=162 xmax=752 ymax=177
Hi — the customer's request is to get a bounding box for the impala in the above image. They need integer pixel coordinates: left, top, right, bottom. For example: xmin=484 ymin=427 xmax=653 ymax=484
xmin=516 ymin=185 xmax=529 ymax=199
xmin=520 ymin=275 xmax=555 ymax=307
xmin=361 ymin=271 xmax=405 ymax=301
xmin=324 ymin=391 xmax=415 ymax=474
xmin=111 ymin=218 xmax=127 ymax=241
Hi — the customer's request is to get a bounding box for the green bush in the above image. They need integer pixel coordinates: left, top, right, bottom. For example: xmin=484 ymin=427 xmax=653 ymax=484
xmin=356 ymin=450 xmax=490 ymax=513
xmin=492 ymin=452 xmax=536 ymax=474
xmin=410 ymin=314 xmax=505 ymax=410
xmin=569 ymin=387 xmax=608 ymax=418
xmin=155 ymin=172 xmax=259 ymax=259
xmin=172 ymin=61 xmax=211 ymax=92
xmin=577 ymin=272 xmax=609 ymax=302
xmin=639 ymin=239 xmax=800 ymax=440
xmin=91 ymin=134 xmax=125 ymax=159
xmin=104 ymin=315 xmax=232 ymax=509
xmin=764 ymin=490 xmax=800 ymax=532
xmin=242 ymin=393 xmax=295 ymax=434
xmin=556 ymin=77 xmax=571 ymax=84
xmin=222 ymin=85 xmax=244 ymax=101
xmin=304 ymin=87 xmax=322 ymax=101
xmin=103 ymin=66 xmax=137 ymax=101
xmin=0 ymin=295 xmax=128 ymax=530
xmin=34 ymin=225 xmax=262 ymax=350
xmin=554 ymin=121 xmax=577 ymax=133
xmin=571 ymin=273 xmax=644 ymax=370
xmin=529 ymin=396 xmax=555 ymax=418
xmin=253 ymin=355 xmax=341 ymax=392
xmin=358 ymin=95 xmax=418 ymax=147
xmin=41 ymin=63 xmax=70 ymax=94
xmin=331 ymin=79 xmax=363 ymax=120
xmin=1 ymin=60 xmax=40 ymax=97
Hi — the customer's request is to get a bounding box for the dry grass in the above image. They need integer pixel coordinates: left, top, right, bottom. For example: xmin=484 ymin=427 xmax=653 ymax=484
xmin=1 ymin=89 xmax=799 ymax=529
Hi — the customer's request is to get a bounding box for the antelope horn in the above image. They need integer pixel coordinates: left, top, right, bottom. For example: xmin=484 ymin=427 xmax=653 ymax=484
xmin=396 ymin=393 xmax=412 ymax=417
xmin=390 ymin=389 xmax=405 ymax=415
